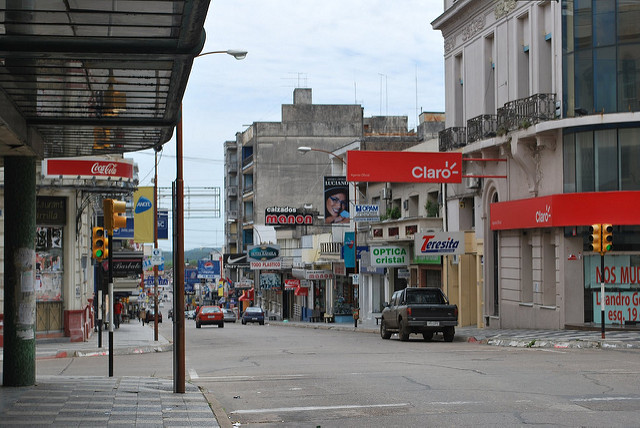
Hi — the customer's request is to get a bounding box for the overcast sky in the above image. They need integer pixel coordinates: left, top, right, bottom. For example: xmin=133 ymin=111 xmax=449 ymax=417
xmin=126 ymin=0 xmax=446 ymax=251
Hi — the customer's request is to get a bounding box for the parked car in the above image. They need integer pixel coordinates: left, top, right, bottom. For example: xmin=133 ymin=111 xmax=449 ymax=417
xmin=380 ymin=287 xmax=457 ymax=342
xmin=195 ymin=306 xmax=224 ymax=328
xmin=241 ymin=306 xmax=265 ymax=325
xmin=185 ymin=310 xmax=196 ymax=320
xmin=145 ymin=308 xmax=162 ymax=323
xmin=222 ymin=308 xmax=237 ymax=323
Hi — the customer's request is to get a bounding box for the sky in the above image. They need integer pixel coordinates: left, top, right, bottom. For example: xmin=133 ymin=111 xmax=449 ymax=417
xmin=126 ymin=0 xmax=446 ymax=251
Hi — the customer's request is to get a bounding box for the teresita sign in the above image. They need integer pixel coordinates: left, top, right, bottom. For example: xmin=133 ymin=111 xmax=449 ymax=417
xmin=414 ymin=232 xmax=465 ymax=256
xmin=265 ymin=207 xmax=313 ymax=226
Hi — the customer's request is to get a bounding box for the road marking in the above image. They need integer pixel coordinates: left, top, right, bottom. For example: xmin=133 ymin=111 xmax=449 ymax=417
xmin=232 ymin=403 xmax=411 ymax=415
xmin=188 ymin=368 xmax=199 ymax=380
xmin=572 ymin=397 xmax=640 ymax=402
xmin=194 ymin=374 xmax=306 ymax=382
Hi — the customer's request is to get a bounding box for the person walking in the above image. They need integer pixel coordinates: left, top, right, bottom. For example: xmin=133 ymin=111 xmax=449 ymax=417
xmin=114 ymin=299 xmax=123 ymax=329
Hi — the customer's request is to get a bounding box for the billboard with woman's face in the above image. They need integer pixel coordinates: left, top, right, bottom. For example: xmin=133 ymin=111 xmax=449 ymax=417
xmin=324 ymin=176 xmax=350 ymax=224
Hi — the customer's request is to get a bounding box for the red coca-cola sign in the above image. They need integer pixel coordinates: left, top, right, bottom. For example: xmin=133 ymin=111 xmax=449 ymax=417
xmin=43 ymin=158 xmax=134 ymax=179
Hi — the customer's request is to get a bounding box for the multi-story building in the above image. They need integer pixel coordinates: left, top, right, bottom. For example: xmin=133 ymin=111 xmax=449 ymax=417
xmin=223 ymin=88 xmax=426 ymax=321
xmin=433 ymin=0 xmax=640 ymax=329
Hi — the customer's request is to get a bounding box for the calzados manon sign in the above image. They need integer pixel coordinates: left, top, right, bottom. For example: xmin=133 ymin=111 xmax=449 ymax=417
xmin=265 ymin=207 xmax=313 ymax=226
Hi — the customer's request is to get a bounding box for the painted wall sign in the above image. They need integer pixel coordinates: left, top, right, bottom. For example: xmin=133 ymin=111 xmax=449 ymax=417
xmin=414 ymin=232 xmax=465 ymax=256
xmin=347 ymin=150 xmax=462 ymax=183
xmin=36 ymin=196 xmax=67 ymax=226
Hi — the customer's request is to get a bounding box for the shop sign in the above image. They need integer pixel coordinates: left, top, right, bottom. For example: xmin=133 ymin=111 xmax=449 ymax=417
xmin=42 ymin=157 xmax=134 ymax=180
xmin=144 ymin=276 xmax=169 ymax=286
xmin=305 ymin=270 xmax=334 ymax=280
xmin=398 ymin=268 xmax=410 ymax=279
xmin=36 ymin=196 xmax=67 ymax=226
xmin=413 ymin=255 xmax=442 ymax=264
xmin=371 ymin=246 xmax=409 ymax=267
xmin=284 ymin=279 xmax=300 ymax=289
xmin=250 ymin=260 xmax=282 ymax=270
xmin=347 ymin=150 xmax=462 ymax=183
xmin=265 ymin=206 xmax=313 ymax=225
xmin=248 ymin=245 xmax=281 ymax=262
xmin=198 ymin=259 xmax=220 ymax=279
xmin=490 ymin=191 xmax=640 ymax=230
xmin=354 ymin=205 xmax=380 ymax=222
xmin=224 ymin=253 xmax=249 ymax=267
xmin=112 ymin=259 xmax=143 ymax=277
xmin=414 ymin=232 xmax=465 ymax=256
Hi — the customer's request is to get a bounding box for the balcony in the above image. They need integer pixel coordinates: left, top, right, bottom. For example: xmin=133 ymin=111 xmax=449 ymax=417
xmin=242 ymin=154 xmax=254 ymax=169
xmin=497 ymin=93 xmax=557 ymax=133
xmin=369 ymin=217 xmax=443 ymax=243
xmin=439 ymin=93 xmax=558 ymax=151
xmin=467 ymin=114 xmax=497 ymax=143
xmin=438 ymin=127 xmax=466 ymax=152
xmin=227 ymin=186 xmax=238 ymax=196
xmin=320 ymin=242 xmax=342 ymax=255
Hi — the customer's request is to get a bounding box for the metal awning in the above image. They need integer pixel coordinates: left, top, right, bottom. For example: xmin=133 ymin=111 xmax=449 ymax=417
xmin=0 ymin=0 xmax=210 ymax=160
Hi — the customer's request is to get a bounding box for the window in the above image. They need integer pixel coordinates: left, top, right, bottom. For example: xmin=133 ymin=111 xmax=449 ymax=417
xmin=595 ymin=129 xmax=617 ymax=190
xmin=576 ymin=131 xmax=594 ymax=192
xmin=619 ymin=128 xmax=640 ymax=190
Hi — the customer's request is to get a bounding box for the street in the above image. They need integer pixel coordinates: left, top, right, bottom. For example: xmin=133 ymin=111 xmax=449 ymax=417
xmin=37 ymin=316 xmax=640 ymax=427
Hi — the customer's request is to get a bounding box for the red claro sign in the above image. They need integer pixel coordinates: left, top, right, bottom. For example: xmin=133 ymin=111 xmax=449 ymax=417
xmin=42 ymin=158 xmax=134 ymax=179
xmin=347 ymin=150 xmax=462 ymax=183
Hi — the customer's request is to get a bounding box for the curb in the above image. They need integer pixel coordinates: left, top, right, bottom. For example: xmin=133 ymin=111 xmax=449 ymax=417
xmin=31 ymin=343 xmax=173 ymax=360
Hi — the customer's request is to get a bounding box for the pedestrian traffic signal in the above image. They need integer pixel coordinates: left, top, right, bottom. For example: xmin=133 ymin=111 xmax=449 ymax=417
xmin=92 ymin=227 xmax=108 ymax=260
xmin=602 ymin=223 xmax=613 ymax=253
xmin=103 ymin=198 xmax=127 ymax=232
xmin=588 ymin=224 xmax=602 ymax=253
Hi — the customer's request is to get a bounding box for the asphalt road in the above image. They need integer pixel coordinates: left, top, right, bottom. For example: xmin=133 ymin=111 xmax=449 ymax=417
xmin=38 ymin=316 xmax=640 ymax=428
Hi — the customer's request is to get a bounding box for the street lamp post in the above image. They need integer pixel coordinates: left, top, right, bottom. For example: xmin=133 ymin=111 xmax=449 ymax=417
xmin=173 ymin=48 xmax=246 ymax=394
xmin=297 ymin=146 xmax=361 ymax=327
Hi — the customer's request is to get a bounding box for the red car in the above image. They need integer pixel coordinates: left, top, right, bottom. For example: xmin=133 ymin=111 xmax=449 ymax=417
xmin=195 ymin=306 xmax=224 ymax=328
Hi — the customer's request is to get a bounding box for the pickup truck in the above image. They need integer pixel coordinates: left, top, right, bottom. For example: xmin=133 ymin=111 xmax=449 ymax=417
xmin=380 ymin=287 xmax=458 ymax=342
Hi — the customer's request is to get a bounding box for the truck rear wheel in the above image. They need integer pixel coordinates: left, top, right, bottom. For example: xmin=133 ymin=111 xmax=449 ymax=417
xmin=443 ymin=326 xmax=455 ymax=342
xmin=399 ymin=319 xmax=410 ymax=341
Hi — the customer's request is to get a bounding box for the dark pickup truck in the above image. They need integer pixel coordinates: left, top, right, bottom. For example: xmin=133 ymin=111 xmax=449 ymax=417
xmin=380 ymin=287 xmax=458 ymax=342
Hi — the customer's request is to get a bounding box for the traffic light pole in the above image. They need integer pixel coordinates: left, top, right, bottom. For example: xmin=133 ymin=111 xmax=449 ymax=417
xmin=108 ymin=232 xmax=114 ymax=377
xmin=600 ymin=253 xmax=605 ymax=339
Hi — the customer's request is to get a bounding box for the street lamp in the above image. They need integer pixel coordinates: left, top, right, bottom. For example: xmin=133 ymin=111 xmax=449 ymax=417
xmin=297 ymin=146 xmax=361 ymax=327
xmin=174 ymin=49 xmax=246 ymax=394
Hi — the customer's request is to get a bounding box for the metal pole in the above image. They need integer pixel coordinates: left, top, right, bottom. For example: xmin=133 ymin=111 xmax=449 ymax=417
xmin=353 ymin=181 xmax=358 ymax=328
xmin=174 ymin=106 xmax=186 ymax=393
xmin=97 ymin=287 xmax=102 ymax=348
xmin=154 ymin=151 xmax=159 ymax=341
xmin=601 ymin=253 xmax=605 ymax=339
xmin=108 ymin=232 xmax=114 ymax=377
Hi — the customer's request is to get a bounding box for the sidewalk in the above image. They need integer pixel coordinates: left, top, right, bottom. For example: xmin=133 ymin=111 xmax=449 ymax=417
xmin=272 ymin=317 xmax=640 ymax=350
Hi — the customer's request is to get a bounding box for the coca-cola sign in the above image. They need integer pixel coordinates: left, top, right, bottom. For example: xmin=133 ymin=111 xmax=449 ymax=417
xmin=42 ymin=157 xmax=134 ymax=180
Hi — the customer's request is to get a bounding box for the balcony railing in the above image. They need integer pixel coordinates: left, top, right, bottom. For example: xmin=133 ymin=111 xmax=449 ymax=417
xmin=242 ymin=154 xmax=253 ymax=168
xmin=320 ymin=242 xmax=342 ymax=255
xmin=439 ymin=93 xmax=558 ymax=151
xmin=438 ymin=127 xmax=466 ymax=152
xmin=498 ymin=93 xmax=557 ymax=133
xmin=467 ymin=114 xmax=497 ymax=143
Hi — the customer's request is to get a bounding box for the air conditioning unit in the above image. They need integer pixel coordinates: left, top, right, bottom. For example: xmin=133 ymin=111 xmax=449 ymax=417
xmin=381 ymin=187 xmax=392 ymax=200
xmin=466 ymin=177 xmax=480 ymax=189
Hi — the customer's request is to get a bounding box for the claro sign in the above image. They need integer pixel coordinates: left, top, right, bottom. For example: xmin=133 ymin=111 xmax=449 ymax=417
xmin=347 ymin=150 xmax=462 ymax=183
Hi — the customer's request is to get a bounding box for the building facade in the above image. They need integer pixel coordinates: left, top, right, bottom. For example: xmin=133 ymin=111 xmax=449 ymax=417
xmin=433 ymin=0 xmax=640 ymax=329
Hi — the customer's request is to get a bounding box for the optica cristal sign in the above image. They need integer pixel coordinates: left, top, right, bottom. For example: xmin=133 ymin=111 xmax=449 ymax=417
xmin=371 ymin=246 xmax=409 ymax=267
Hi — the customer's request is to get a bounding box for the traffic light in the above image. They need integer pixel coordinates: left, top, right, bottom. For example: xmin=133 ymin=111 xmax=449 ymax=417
xmin=602 ymin=223 xmax=613 ymax=253
xmin=588 ymin=224 xmax=602 ymax=253
xmin=92 ymin=227 xmax=108 ymax=261
xmin=103 ymin=199 xmax=127 ymax=232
